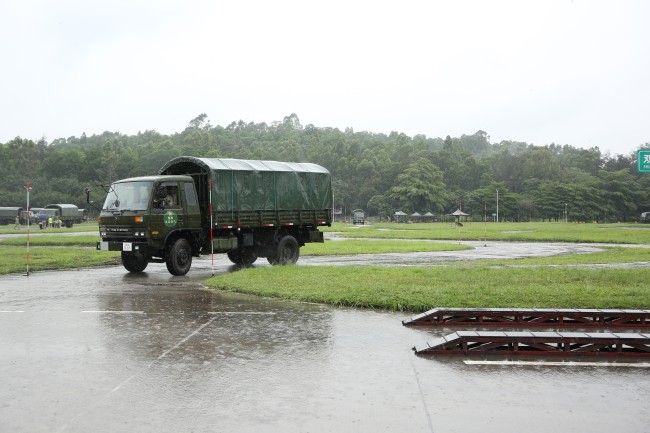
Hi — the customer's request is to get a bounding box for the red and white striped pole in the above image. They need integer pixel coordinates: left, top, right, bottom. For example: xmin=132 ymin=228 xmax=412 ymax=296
xmin=208 ymin=178 xmax=215 ymax=275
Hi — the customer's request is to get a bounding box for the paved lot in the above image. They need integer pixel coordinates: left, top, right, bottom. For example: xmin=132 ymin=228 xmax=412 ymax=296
xmin=1 ymin=247 xmax=649 ymax=433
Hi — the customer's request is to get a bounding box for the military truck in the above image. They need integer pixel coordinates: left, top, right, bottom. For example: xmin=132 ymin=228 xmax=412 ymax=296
xmin=19 ymin=210 xmax=37 ymax=225
xmin=95 ymin=156 xmax=332 ymax=276
xmin=352 ymin=209 xmax=366 ymax=225
xmin=0 ymin=207 xmax=22 ymax=225
xmin=37 ymin=208 xmax=58 ymax=228
xmin=44 ymin=204 xmax=79 ymax=228
xmin=75 ymin=208 xmax=89 ymax=224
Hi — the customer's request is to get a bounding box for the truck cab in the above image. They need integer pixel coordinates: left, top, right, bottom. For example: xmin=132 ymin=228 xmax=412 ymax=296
xmin=97 ymin=175 xmax=204 ymax=275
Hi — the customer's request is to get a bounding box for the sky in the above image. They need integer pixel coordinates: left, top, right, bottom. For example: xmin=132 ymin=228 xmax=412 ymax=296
xmin=1 ymin=0 xmax=649 ymax=156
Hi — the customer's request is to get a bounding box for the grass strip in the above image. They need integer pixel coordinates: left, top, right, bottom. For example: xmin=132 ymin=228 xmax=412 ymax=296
xmin=0 ymin=247 xmax=120 ymax=274
xmin=0 ymin=235 xmax=100 ymax=247
xmin=0 ymin=237 xmax=469 ymax=253
xmin=301 ymin=239 xmax=471 ymax=255
xmin=0 ymin=222 xmax=98 ymax=234
xmin=205 ymin=264 xmax=650 ymax=311
xmin=324 ymin=222 xmax=650 ymax=244
xmin=447 ymin=246 xmax=650 ymax=267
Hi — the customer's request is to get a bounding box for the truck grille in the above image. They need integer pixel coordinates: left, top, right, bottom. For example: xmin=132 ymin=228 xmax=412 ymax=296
xmin=101 ymin=226 xmax=144 ymax=240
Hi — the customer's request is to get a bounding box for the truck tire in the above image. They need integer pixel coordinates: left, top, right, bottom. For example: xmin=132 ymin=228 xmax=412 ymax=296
xmin=227 ymin=248 xmax=258 ymax=266
xmin=166 ymin=238 xmax=192 ymax=276
xmin=269 ymin=235 xmax=300 ymax=265
xmin=121 ymin=251 xmax=148 ymax=273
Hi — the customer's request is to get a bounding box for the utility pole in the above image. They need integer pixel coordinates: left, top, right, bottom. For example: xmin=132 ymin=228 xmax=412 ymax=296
xmin=496 ymin=189 xmax=499 ymax=223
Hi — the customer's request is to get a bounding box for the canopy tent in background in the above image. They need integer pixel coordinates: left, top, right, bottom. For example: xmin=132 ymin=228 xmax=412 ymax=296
xmin=394 ymin=210 xmax=407 ymax=223
xmin=422 ymin=212 xmax=435 ymax=222
xmin=449 ymin=209 xmax=470 ymax=225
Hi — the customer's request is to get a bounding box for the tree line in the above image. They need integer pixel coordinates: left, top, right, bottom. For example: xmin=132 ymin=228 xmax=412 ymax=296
xmin=1 ymin=113 xmax=649 ymax=222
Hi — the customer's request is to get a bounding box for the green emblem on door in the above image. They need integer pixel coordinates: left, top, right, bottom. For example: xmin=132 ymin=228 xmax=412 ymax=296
xmin=163 ymin=211 xmax=178 ymax=227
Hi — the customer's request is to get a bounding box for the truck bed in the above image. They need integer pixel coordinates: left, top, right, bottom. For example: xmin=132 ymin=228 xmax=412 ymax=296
xmin=212 ymin=209 xmax=331 ymax=228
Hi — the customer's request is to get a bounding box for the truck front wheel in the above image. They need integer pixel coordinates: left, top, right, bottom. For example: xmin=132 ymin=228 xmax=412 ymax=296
xmin=121 ymin=251 xmax=148 ymax=273
xmin=166 ymin=238 xmax=192 ymax=276
xmin=268 ymin=235 xmax=300 ymax=265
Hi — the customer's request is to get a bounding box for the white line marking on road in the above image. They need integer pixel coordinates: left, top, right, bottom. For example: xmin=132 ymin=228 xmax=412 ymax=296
xmin=208 ymin=311 xmax=276 ymax=315
xmin=81 ymin=310 xmax=145 ymax=314
xmin=157 ymin=315 xmax=218 ymax=360
xmin=57 ymin=315 xmax=219 ymax=432
xmin=464 ymin=360 xmax=650 ymax=368
xmin=0 ymin=310 xmax=24 ymax=313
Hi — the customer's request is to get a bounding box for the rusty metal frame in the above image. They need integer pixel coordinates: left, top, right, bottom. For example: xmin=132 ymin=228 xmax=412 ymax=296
xmin=403 ymin=308 xmax=650 ymax=328
xmin=413 ymin=331 xmax=650 ymax=357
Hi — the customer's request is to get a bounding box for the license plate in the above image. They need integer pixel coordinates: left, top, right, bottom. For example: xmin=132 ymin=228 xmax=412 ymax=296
xmin=123 ymin=242 xmax=132 ymax=252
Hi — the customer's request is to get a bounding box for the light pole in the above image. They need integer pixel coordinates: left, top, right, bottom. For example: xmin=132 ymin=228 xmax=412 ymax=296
xmin=565 ymin=203 xmax=568 ymax=223
xmin=496 ymin=189 xmax=499 ymax=223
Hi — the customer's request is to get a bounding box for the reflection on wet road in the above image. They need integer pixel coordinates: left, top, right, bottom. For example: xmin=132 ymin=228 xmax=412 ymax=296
xmin=0 ymin=257 xmax=648 ymax=433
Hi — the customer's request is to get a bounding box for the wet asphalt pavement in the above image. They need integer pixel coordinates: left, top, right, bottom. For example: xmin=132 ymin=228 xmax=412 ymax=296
xmin=1 ymin=244 xmax=649 ymax=433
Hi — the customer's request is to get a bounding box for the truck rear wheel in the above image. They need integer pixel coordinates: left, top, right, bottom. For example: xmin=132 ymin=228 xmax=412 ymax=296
xmin=121 ymin=251 xmax=148 ymax=273
xmin=227 ymin=248 xmax=258 ymax=266
xmin=166 ymin=238 xmax=192 ymax=276
xmin=268 ymin=235 xmax=299 ymax=265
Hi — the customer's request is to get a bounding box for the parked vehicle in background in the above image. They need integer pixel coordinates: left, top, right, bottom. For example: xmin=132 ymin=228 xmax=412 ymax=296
xmin=44 ymin=204 xmax=79 ymax=228
xmin=19 ymin=210 xmax=38 ymax=225
xmin=0 ymin=207 xmax=23 ymax=225
xmin=95 ymin=156 xmax=332 ymax=276
xmin=352 ymin=209 xmax=366 ymax=225
xmin=641 ymin=212 xmax=650 ymax=223
xmin=76 ymin=208 xmax=89 ymax=224
xmin=37 ymin=208 xmax=58 ymax=228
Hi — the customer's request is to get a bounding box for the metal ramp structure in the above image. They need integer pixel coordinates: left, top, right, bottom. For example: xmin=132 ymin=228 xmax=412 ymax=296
xmin=403 ymin=308 xmax=650 ymax=328
xmin=413 ymin=331 xmax=650 ymax=357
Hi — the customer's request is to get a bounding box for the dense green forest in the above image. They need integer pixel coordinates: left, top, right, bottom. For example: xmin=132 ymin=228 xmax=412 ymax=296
xmin=1 ymin=113 xmax=649 ymax=222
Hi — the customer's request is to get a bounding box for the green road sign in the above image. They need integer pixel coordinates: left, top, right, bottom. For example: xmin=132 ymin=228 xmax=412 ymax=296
xmin=638 ymin=150 xmax=650 ymax=173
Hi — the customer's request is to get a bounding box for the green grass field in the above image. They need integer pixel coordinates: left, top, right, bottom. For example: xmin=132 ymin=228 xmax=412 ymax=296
xmin=206 ymin=222 xmax=650 ymax=311
xmin=323 ymin=221 xmax=650 ymax=244
xmin=2 ymin=221 xmax=650 ymax=311
xmin=205 ymin=247 xmax=650 ymax=311
xmin=0 ymin=246 xmax=120 ymax=274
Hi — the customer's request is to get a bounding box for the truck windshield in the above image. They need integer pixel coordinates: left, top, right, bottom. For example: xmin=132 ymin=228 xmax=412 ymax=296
xmin=103 ymin=181 xmax=153 ymax=212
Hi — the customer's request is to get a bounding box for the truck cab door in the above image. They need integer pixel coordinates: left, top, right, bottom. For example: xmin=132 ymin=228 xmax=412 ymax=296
xmin=181 ymin=181 xmax=201 ymax=229
xmin=153 ymin=182 xmax=185 ymax=230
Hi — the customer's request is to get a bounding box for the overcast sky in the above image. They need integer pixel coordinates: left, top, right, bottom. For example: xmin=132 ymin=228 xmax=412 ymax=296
xmin=1 ymin=0 xmax=648 ymax=155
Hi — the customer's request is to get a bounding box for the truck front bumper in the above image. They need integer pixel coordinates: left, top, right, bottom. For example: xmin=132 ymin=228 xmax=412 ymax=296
xmin=97 ymin=241 xmax=150 ymax=252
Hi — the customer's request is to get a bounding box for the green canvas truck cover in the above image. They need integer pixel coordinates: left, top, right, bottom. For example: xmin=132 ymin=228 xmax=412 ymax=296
xmin=44 ymin=204 xmax=79 ymax=218
xmin=159 ymin=157 xmax=332 ymax=212
xmin=0 ymin=207 xmax=23 ymax=217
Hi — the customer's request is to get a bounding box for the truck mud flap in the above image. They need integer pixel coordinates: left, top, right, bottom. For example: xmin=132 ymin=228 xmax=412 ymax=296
xmin=307 ymin=230 xmax=324 ymax=243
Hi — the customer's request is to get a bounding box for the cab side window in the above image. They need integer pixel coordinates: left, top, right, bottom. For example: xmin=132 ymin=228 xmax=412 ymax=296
xmin=184 ymin=182 xmax=198 ymax=206
xmin=156 ymin=183 xmax=180 ymax=208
